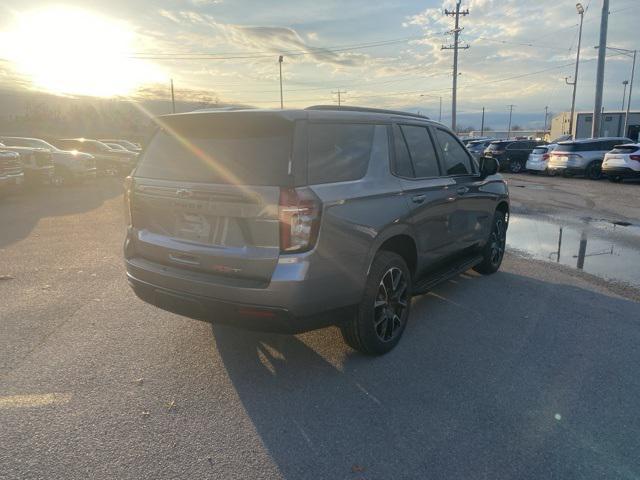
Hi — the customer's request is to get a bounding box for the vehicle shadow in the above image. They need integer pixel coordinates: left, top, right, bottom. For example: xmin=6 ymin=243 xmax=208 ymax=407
xmin=212 ymin=270 xmax=640 ymax=479
xmin=0 ymin=176 xmax=123 ymax=249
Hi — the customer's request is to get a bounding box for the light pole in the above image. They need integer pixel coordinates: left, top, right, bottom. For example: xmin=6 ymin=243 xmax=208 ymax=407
xmin=507 ymin=104 xmax=515 ymax=138
xmin=566 ymin=3 xmax=584 ymax=139
xmin=419 ymin=94 xmax=443 ymax=122
xmin=544 ymin=105 xmax=549 ymax=133
xmin=592 ymin=0 xmax=610 ymax=138
xmin=621 ymin=80 xmax=629 ymax=110
xmin=278 ymin=55 xmax=284 ymax=109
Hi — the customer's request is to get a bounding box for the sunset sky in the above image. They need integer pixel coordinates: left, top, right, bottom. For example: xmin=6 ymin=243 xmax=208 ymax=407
xmin=0 ymin=0 xmax=638 ymax=128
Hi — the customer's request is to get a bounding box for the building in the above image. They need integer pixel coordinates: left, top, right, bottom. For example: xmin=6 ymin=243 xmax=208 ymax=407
xmin=550 ymin=110 xmax=640 ymax=141
xmin=466 ymin=130 xmax=548 ymax=140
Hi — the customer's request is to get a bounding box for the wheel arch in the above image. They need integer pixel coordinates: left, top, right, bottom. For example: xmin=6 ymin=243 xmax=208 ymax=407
xmin=366 ymin=226 xmax=418 ymax=278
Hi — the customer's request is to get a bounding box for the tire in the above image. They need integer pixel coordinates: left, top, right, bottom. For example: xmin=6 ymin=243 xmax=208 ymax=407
xmin=608 ymin=176 xmax=622 ymax=183
xmin=585 ymin=161 xmax=603 ymax=180
xmin=508 ymin=159 xmax=524 ymax=173
xmin=341 ymin=251 xmax=412 ymax=355
xmin=474 ymin=210 xmax=507 ymax=275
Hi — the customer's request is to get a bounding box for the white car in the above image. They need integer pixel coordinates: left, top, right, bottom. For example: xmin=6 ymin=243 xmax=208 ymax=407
xmin=0 ymin=136 xmax=96 ymax=185
xmin=602 ymin=143 xmax=640 ymax=183
xmin=526 ymin=144 xmax=557 ymax=174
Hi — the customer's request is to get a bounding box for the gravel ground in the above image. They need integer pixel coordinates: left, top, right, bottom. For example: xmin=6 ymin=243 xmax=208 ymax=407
xmin=1 ymin=175 xmax=639 ymax=479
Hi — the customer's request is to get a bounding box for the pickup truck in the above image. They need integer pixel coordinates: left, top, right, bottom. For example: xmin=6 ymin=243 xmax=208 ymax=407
xmin=0 ymin=137 xmax=96 ymax=185
xmin=0 ymin=144 xmax=54 ymax=186
xmin=0 ymin=148 xmax=24 ymax=193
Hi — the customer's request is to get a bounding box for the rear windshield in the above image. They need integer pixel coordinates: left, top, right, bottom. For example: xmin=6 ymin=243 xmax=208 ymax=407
xmin=135 ymin=113 xmax=294 ymax=185
xmin=487 ymin=142 xmax=509 ymax=151
xmin=557 ymin=141 xmax=619 ymax=152
xmin=610 ymin=145 xmax=639 ymax=154
xmin=532 ymin=147 xmax=548 ymax=154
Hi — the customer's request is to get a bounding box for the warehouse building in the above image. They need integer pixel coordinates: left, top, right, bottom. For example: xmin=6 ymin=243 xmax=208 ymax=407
xmin=550 ymin=111 xmax=640 ymax=141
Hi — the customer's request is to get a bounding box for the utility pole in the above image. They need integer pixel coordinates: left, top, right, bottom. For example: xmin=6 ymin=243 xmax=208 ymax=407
xmin=442 ymin=1 xmax=469 ymax=133
xmin=544 ymin=106 xmax=549 ymax=133
xmin=507 ymin=104 xmax=515 ymax=138
xmin=332 ymin=89 xmax=346 ymax=106
xmin=278 ymin=55 xmax=284 ymax=109
xmin=170 ymin=78 xmax=175 ymax=114
xmin=439 ymin=96 xmax=442 ymax=122
xmin=566 ymin=3 xmax=585 ymax=138
xmin=480 ymin=107 xmax=485 ymax=136
xmin=592 ymin=0 xmax=609 ymax=138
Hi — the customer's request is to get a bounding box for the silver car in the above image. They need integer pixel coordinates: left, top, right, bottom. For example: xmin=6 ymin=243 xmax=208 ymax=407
xmin=124 ymin=107 xmax=509 ymax=355
xmin=548 ymin=137 xmax=632 ymax=179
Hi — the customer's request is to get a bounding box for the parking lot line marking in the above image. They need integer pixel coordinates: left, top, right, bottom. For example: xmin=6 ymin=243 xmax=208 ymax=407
xmin=0 ymin=393 xmax=72 ymax=409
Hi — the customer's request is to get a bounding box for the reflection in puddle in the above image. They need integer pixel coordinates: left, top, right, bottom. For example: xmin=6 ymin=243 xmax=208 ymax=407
xmin=507 ymin=215 xmax=640 ymax=288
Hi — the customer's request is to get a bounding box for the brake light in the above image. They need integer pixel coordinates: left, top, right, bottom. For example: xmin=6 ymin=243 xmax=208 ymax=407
xmin=279 ymin=187 xmax=322 ymax=253
xmin=630 ymin=155 xmax=640 ymax=162
xmin=542 ymin=153 xmax=550 ymax=161
xmin=124 ymin=175 xmax=134 ymax=226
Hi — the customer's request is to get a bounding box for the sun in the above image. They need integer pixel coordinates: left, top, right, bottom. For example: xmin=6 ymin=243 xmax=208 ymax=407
xmin=0 ymin=7 xmax=166 ymax=97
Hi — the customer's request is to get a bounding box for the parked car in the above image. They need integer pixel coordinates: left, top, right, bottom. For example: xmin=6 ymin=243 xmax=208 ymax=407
xmin=602 ymin=143 xmax=640 ymax=182
xmin=124 ymin=106 xmax=508 ymax=355
xmin=0 ymin=148 xmax=24 ymax=193
xmin=56 ymin=138 xmax=138 ymax=176
xmin=547 ymin=137 xmax=633 ymax=179
xmin=525 ymin=144 xmax=558 ymax=174
xmin=0 ymin=136 xmax=96 ymax=185
xmin=99 ymin=139 xmax=142 ymax=152
xmin=0 ymin=144 xmax=54 ymax=186
xmin=467 ymin=139 xmax=496 ymax=159
xmin=484 ymin=139 xmax=547 ymax=173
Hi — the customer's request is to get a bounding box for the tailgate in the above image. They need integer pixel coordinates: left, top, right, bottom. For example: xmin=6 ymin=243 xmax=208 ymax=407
xmin=132 ymin=180 xmax=280 ymax=283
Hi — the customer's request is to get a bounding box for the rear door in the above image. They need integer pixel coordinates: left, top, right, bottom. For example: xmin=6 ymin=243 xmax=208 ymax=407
xmin=391 ymin=123 xmax=457 ymax=269
xmin=432 ymin=127 xmax=492 ymax=250
xmin=130 ymin=113 xmax=298 ymax=284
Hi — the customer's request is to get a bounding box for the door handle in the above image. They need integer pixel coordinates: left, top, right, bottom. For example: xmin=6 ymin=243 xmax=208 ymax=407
xmin=411 ymin=194 xmax=426 ymax=204
xmin=456 ymin=186 xmax=469 ymax=195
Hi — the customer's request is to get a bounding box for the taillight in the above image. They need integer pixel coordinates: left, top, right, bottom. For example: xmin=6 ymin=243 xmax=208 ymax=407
xmin=542 ymin=153 xmax=550 ymax=161
xmin=630 ymin=155 xmax=640 ymax=162
xmin=124 ymin=175 xmax=134 ymax=226
xmin=278 ymin=187 xmax=322 ymax=253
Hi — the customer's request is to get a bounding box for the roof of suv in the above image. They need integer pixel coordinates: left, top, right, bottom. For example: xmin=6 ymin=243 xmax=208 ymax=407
xmin=559 ymin=137 xmax=631 ymax=145
xmin=163 ymin=105 xmax=437 ymax=125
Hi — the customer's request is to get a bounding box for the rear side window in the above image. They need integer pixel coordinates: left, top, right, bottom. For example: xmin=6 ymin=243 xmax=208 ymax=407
xmin=393 ymin=125 xmax=415 ymax=177
xmin=434 ymin=128 xmax=473 ymax=175
xmin=398 ymin=125 xmax=440 ymax=178
xmin=307 ymin=123 xmax=375 ymax=184
xmin=136 ymin=114 xmax=294 ymax=185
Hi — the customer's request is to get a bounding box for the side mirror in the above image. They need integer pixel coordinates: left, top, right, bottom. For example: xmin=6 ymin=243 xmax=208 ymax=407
xmin=479 ymin=156 xmax=499 ymax=178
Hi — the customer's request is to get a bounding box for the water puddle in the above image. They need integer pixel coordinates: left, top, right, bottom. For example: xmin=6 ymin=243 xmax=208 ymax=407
xmin=507 ymin=215 xmax=640 ymax=289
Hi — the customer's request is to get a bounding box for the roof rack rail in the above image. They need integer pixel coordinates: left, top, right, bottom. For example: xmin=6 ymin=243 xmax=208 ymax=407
xmin=305 ymin=105 xmax=430 ymax=120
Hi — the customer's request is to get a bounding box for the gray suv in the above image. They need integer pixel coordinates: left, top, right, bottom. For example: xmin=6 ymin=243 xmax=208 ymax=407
xmin=548 ymin=137 xmax=632 ymax=179
xmin=124 ymin=106 xmax=509 ymax=355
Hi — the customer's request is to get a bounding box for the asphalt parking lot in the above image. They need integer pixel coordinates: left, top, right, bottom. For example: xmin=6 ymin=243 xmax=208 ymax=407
xmin=1 ymin=174 xmax=640 ymax=479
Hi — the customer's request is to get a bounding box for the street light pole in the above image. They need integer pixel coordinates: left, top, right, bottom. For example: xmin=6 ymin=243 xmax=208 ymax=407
xmin=544 ymin=105 xmax=549 ymax=133
xmin=507 ymin=104 xmax=515 ymax=138
xmin=624 ymin=50 xmax=636 ymax=137
xmin=568 ymin=3 xmax=584 ymax=138
xmin=278 ymin=55 xmax=284 ymax=110
xmin=480 ymin=107 xmax=485 ymax=136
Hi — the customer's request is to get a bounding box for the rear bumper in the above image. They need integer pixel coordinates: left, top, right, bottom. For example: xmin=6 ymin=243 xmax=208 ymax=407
xmin=547 ymin=164 xmax=585 ymax=175
xmin=525 ymin=159 xmax=547 ymax=172
xmin=603 ymin=167 xmax=640 ymax=178
xmin=127 ymin=270 xmax=354 ymax=334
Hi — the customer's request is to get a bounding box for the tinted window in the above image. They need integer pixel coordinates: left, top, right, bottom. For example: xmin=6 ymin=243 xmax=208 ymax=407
xmin=308 ymin=123 xmax=375 ymax=184
xmin=434 ymin=129 xmax=473 ymax=175
xmin=393 ymin=124 xmax=415 ymax=177
xmin=487 ymin=142 xmax=510 ymax=151
xmin=399 ymin=125 xmax=440 ymax=178
xmin=136 ymin=114 xmax=294 ymax=185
